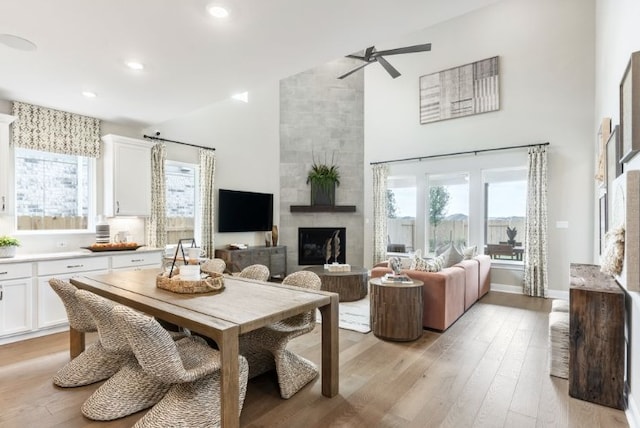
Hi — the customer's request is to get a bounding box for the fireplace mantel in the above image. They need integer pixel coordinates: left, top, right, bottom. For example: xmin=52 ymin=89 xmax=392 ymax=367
xmin=290 ymin=205 xmax=356 ymax=213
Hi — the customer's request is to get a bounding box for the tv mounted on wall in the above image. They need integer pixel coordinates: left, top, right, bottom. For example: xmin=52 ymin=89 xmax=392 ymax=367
xmin=218 ymin=189 xmax=274 ymax=233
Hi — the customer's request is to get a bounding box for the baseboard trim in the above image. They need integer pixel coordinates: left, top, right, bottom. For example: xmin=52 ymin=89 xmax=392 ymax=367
xmin=0 ymin=325 xmax=68 ymax=346
xmin=628 ymin=393 xmax=640 ymax=428
xmin=490 ymin=283 xmax=569 ymax=300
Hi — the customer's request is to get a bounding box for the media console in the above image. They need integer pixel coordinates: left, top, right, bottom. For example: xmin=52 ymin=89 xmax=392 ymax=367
xmin=215 ymin=245 xmax=287 ymax=281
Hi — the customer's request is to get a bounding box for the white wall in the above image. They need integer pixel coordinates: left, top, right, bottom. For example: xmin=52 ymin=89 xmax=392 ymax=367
xmin=595 ymin=0 xmax=640 ymax=423
xmin=363 ymin=0 xmax=596 ymax=293
xmin=147 ymin=82 xmax=280 ymax=248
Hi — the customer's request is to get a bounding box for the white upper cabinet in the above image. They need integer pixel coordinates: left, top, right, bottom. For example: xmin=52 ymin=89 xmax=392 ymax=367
xmin=102 ymin=134 xmax=151 ymax=217
xmin=0 ymin=114 xmax=17 ymax=216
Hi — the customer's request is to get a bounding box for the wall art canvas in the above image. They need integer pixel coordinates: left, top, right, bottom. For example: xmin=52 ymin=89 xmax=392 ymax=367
xmin=619 ymin=51 xmax=640 ymax=163
xmin=419 ymin=56 xmax=499 ymax=124
xmin=595 ymin=117 xmax=611 ymax=186
xmin=606 ymin=125 xmax=623 ymax=218
xmin=609 ymin=170 xmax=640 ymax=292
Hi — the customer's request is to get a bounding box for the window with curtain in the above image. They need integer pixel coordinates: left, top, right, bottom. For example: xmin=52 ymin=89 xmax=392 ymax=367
xmin=165 ymin=160 xmax=200 ymax=244
xmin=11 ymin=102 xmax=100 ymax=232
xmin=426 ymin=172 xmax=469 ymax=256
xmin=386 ymin=176 xmax=416 ymax=253
xmin=483 ymin=167 xmax=527 ymax=263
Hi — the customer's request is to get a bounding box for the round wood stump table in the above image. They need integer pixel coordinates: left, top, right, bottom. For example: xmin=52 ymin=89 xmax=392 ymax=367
xmin=303 ymin=266 xmax=368 ymax=302
xmin=369 ymin=277 xmax=424 ymax=341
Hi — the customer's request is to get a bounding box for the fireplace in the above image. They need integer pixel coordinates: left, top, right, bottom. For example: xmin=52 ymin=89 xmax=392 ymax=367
xmin=298 ymin=227 xmax=346 ymax=265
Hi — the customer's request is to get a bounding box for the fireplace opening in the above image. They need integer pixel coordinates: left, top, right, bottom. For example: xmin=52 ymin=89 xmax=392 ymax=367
xmin=298 ymin=227 xmax=346 ymax=265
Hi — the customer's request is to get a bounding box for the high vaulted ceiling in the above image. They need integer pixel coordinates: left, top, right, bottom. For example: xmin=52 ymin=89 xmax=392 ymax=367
xmin=0 ymin=0 xmax=501 ymax=127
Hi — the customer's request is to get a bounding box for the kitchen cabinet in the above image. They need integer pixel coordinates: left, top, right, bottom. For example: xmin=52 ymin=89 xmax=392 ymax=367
xmin=0 ymin=262 xmax=33 ymax=336
xmin=0 ymin=249 xmax=163 ymax=343
xmin=36 ymin=256 xmax=109 ymax=328
xmin=102 ymin=134 xmax=151 ymax=217
xmin=0 ymin=113 xmax=17 ymax=215
xmin=111 ymin=251 xmax=162 ymax=271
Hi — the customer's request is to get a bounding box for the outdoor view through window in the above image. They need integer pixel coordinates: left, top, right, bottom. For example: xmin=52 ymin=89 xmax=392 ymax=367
xmin=386 ymin=167 xmax=527 ymax=262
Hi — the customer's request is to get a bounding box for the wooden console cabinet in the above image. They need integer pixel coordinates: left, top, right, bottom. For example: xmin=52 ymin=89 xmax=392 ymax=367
xmin=569 ymin=263 xmax=626 ymax=410
xmin=215 ymin=246 xmax=286 ymax=280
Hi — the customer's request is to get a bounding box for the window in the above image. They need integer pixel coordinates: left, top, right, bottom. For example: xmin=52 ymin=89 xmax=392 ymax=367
xmin=427 ymin=172 xmax=469 ymax=255
xmin=483 ymin=168 xmax=527 ymax=262
xmin=15 ymin=147 xmax=93 ymax=231
xmin=165 ymin=161 xmax=200 ymax=244
xmin=386 ymin=176 xmax=416 ymax=253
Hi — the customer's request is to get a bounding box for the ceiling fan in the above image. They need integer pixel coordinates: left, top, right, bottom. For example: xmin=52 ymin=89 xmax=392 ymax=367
xmin=338 ymin=43 xmax=432 ymax=79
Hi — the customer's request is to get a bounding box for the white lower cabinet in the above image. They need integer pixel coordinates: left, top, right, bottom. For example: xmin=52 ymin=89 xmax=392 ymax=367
xmin=111 ymin=252 xmax=162 ymax=271
xmin=0 ymin=262 xmax=33 ymax=336
xmin=36 ymin=257 xmax=109 ymax=329
xmin=0 ymin=250 xmax=162 ymax=342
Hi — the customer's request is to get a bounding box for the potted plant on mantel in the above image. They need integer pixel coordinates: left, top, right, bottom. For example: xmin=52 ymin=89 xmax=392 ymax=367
xmin=0 ymin=235 xmax=20 ymax=258
xmin=307 ymin=154 xmax=341 ymax=206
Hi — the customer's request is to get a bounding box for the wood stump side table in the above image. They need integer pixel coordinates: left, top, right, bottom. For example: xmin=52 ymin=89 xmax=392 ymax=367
xmin=369 ymin=277 xmax=424 ymax=341
xmin=303 ymin=266 xmax=368 ymax=302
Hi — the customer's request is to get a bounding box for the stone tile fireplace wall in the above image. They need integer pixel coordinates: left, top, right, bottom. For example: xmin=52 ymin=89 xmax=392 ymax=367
xmin=279 ymin=58 xmax=365 ymax=272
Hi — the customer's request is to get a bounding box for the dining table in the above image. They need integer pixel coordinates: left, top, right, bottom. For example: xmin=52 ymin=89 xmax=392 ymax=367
xmin=70 ymin=268 xmax=339 ymax=428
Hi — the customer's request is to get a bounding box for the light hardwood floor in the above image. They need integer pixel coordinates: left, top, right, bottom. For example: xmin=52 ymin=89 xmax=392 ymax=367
xmin=0 ymin=292 xmax=629 ymax=427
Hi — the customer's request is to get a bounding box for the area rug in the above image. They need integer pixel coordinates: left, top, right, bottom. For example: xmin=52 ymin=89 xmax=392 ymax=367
xmin=316 ymin=296 xmax=371 ymax=334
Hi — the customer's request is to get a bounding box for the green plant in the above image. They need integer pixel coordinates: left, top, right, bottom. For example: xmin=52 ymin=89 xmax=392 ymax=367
xmin=307 ymin=153 xmax=340 ymax=204
xmin=0 ymin=235 xmax=20 ymax=247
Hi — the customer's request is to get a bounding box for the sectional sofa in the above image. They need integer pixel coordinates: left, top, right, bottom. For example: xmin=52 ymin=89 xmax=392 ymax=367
xmin=371 ymin=255 xmax=491 ymax=331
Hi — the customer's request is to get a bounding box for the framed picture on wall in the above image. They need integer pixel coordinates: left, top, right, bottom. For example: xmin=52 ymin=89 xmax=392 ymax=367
xmin=599 ymin=194 xmax=607 ymax=255
xmin=619 ymin=51 xmax=640 ymax=163
xmin=606 ymin=126 xmax=622 ymax=219
xmin=595 ymin=117 xmax=611 ymax=187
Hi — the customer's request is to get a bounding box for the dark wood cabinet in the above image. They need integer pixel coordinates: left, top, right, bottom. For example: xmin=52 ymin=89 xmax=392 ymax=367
xmin=569 ymin=263 xmax=626 ymax=410
xmin=215 ymin=246 xmax=287 ymax=280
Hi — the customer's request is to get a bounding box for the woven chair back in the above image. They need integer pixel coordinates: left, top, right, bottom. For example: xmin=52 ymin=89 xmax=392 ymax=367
xmin=280 ymin=271 xmax=322 ymax=328
xmin=201 ymin=258 xmax=226 ymax=274
xmin=238 ymin=264 xmax=270 ymax=281
xmin=75 ymin=290 xmax=130 ymax=353
xmin=113 ymin=305 xmax=189 ymax=383
xmin=48 ymin=278 xmax=96 ymax=332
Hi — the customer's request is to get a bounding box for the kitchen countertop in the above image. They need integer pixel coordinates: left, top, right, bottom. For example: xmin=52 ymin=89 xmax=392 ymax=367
xmin=0 ymin=247 xmax=162 ymax=264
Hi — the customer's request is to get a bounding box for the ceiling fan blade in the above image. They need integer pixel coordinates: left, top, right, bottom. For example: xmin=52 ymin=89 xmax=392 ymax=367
xmin=364 ymin=46 xmax=375 ymax=61
xmin=346 ymin=54 xmax=368 ymax=62
xmin=372 ymin=43 xmax=431 ymax=57
xmin=377 ymin=56 xmax=401 ymax=79
xmin=337 ymin=61 xmax=374 ymax=79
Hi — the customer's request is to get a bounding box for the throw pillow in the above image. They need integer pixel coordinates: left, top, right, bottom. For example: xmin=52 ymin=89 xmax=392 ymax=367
xmin=462 ymin=245 xmax=478 ymax=260
xmin=439 ymin=243 xmax=463 ymax=267
xmin=409 ymin=249 xmax=422 ymax=270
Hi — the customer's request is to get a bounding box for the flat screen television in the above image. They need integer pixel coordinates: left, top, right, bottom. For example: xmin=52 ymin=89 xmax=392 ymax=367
xmin=218 ymin=189 xmax=274 ymax=233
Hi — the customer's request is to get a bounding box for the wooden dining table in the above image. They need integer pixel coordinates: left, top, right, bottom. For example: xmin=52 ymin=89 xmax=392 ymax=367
xmin=70 ymin=269 xmax=339 ymax=428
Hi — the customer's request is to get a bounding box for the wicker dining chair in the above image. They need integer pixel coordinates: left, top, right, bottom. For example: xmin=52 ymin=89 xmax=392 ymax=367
xmin=239 ymin=270 xmax=321 ymax=399
xmin=201 ymin=258 xmax=227 ymax=274
xmin=48 ymin=278 xmax=124 ymax=387
xmin=238 ymin=264 xmax=270 ymax=281
xmin=112 ymin=305 xmax=249 ymax=428
xmin=75 ymin=290 xmax=177 ymax=421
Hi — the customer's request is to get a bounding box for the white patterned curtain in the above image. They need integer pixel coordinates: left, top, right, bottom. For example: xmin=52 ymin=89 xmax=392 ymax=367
xmin=147 ymin=143 xmax=166 ymax=248
xmin=200 ymin=149 xmax=216 ymax=258
xmin=523 ymin=145 xmax=548 ymax=297
xmin=11 ymin=101 xmax=101 ymax=157
xmin=372 ymin=164 xmax=389 ymax=264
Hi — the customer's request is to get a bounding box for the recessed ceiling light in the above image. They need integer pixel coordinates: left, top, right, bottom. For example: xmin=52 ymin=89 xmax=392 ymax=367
xmin=207 ymin=4 xmax=230 ymax=18
xmin=82 ymin=91 xmax=97 ymax=98
xmin=0 ymin=34 xmax=37 ymax=51
xmin=125 ymin=61 xmax=144 ymax=71
xmin=231 ymin=92 xmax=248 ymax=103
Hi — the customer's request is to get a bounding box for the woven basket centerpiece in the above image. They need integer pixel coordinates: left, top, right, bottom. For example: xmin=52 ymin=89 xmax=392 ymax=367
xmin=156 ymin=269 xmax=225 ymax=294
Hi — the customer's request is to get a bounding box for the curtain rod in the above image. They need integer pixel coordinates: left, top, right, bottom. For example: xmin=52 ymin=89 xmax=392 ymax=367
xmin=143 ymin=133 xmax=215 ymax=151
xmin=370 ymin=142 xmax=549 ymax=165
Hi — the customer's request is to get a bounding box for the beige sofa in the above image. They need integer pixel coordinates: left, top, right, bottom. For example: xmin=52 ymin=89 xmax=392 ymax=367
xmin=371 ymin=255 xmax=491 ymax=331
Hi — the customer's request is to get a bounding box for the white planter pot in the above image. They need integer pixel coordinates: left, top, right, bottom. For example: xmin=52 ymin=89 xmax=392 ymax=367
xmin=0 ymin=245 xmax=17 ymax=258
